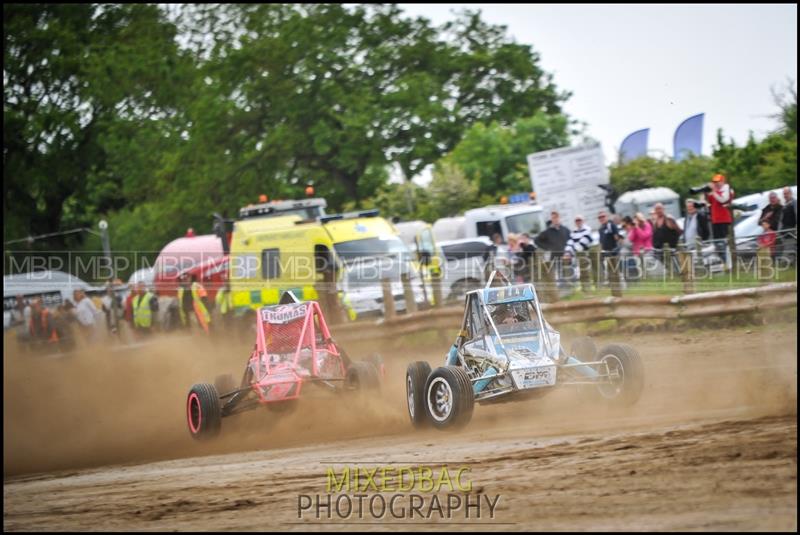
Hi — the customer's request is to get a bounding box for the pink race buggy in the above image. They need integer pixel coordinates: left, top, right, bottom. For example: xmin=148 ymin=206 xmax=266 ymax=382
xmin=186 ymin=293 xmax=383 ymax=439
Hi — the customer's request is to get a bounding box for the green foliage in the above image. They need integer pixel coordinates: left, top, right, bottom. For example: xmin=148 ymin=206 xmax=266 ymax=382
xmin=4 ymin=4 xmax=192 ymax=250
xmin=424 ymin=162 xmax=480 ymax=220
xmin=443 ymin=113 xmax=573 ymax=198
xmin=3 ymin=3 xmax=569 ymax=272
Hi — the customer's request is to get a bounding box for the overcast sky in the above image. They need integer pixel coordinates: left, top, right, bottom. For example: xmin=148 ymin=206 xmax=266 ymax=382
xmin=398 ymin=3 xmax=797 ymax=172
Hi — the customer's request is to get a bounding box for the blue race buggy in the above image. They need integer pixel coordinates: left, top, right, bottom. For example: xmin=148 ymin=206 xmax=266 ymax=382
xmin=406 ymin=271 xmax=644 ymax=429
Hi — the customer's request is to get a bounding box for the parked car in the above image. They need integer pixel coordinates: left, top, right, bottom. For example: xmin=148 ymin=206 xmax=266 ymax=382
xmin=437 ymin=237 xmax=498 ymax=302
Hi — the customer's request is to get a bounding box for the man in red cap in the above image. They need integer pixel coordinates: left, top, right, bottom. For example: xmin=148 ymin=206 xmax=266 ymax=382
xmin=705 ymin=173 xmax=733 ymax=265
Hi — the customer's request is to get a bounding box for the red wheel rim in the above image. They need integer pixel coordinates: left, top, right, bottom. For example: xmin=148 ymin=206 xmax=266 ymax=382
xmin=187 ymin=392 xmax=202 ymax=434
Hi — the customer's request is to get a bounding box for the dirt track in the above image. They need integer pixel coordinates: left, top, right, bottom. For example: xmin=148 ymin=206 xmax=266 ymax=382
xmin=3 ymin=323 xmax=798 ymax=531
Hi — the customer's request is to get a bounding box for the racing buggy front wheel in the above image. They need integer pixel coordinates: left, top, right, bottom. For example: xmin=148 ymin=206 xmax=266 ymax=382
xmin=406 ymin=361 xmax=432 ymax=428
xmin=187 ymin=383 xmax=222 ymax=440
xmin=425 ymin=366 xmax=475 ymax=430
xmin=595 ymin=343 xmax=644 ymax=407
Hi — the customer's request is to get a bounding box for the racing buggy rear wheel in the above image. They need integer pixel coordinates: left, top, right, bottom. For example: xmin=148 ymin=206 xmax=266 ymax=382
xmin=595 ymin=344 xmax=644 ymax=406
xmin=346 ymin=362 xmax=380 ymax=391
xmin=425 ymin=366 xmax=475 ymax=430
xmin=187 ymin=383 xmax=222 ymax=440
xmin=406 ymin=361 xmax=432 ymax=428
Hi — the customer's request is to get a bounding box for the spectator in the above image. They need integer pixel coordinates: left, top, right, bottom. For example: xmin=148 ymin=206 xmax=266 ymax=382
xmin=10 ymin=295 xmax=28 ymax=327
xmin=535 ymin=211 xmax=571 ymax=285
xmin=12 ymin=296 xmax=31 ymax=347
xmin=73 ymin=289 xmax=101 ymax=343
xmin=564 ymin=215 xmax=593 ymax=258
xmin=215 ymin=280 xmax=234 ymax=332
xmin=682 ymin=199 xmax=711 ymax=248
xmin=101 ymin=281 xmax=123 ymax=334
xmin=132 ymin=281 xmax=159 ymax=336
xmin=177 ymin=274 xmax=212 ymax=334
xmin=652 ymin=203 xmax=682 ymax=250
xmin=782 ymin=186 xmax=796 ymax=230
xmin=612 ymin=213 xmax=623 ymax=228
xmin=620 ymin=216 xmax=635 ymax=251
xmin=505 ymin=233 xmax=521 ymax=270
xmin=597 ymin=210 xmax=623 ymax=286
xmin=515 ymin=233 xmax=537 ymax=281
xmin=759 ymin=191 xmax=783 ymax=231
xmin=757 ymin=219 xmax=777 ymax=256
xmin=620 ymin=216 xmax=639 ymax=280
xmin=780 ymin=186 xmax=797 ymax=264
xmin=704 ymin=173 xmax=733 ymax=264
xmin=534 ymin=211 xmax=570 ymax=257
xmin=627 ymin=212 xmax=654 ymax=255
xmin=123 ymin=283 xmax=140 ymax=329
xmin=28 ymin=298 xmax=60 ymax=346
xmin=491 ymin=232 xmax=509 ymax=257
xmin=652 ymin=203 xmax=683 ymax=274
xmin=597 ymin=210 xmax=623 ymax=256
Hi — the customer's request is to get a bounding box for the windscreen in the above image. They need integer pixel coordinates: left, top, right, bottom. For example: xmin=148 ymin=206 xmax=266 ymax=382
xmin=506 ymin=211 xmax=544 ymax=235
xmin=333 ymin=236 xmax=410 ymax=262
xmin=489 ymin=301 xmax=542 ymax=336
xmin=345 ymin=256 xmax=405 ymax=285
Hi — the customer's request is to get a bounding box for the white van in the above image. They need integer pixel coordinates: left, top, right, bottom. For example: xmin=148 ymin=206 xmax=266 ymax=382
xmin=433 ymin=203 xmax=546 ymax=244
xmin=464 ymin=203 xmax=546 ymax=241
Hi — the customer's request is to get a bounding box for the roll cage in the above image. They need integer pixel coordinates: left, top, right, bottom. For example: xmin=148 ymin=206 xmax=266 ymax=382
xmin=456 ymin=271 xmax=554 ymax=360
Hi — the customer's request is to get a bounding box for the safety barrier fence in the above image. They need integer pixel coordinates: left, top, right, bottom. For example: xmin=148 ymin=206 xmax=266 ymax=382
xmin=332 ymin=282 xmax=797 ymax=345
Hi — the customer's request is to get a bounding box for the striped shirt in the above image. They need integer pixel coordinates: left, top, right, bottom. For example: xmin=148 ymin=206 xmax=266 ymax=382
xmin=565 ymin=224 xmax=594 ymax=255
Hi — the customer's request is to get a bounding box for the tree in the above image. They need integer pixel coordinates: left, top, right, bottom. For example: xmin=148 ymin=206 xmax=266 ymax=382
xmin=3 ymin=4 xmax=192 ymax=248
xmin=442 ymin=113 xmax=573 ymax=197
xmin=171 ymin=4 xmax=569 ymax=208
xmin=770 ymin=79 xmax=797 ymax=137
xmin=4 ymin=3 xmax=572 ymax=272
xmin=423 ymin=162 xmax=479 ymax=220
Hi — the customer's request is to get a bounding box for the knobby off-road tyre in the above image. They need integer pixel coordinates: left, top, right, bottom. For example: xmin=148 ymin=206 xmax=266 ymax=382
xmin=187 ymin=383 xmax=222 ymax=440
xmin=595 ymin=343 xmax=645 ymax=407
xmin=424 ymin=366 xmax=475 ymax=430
xmin=406 ymin=361 xmax=432 ymax=428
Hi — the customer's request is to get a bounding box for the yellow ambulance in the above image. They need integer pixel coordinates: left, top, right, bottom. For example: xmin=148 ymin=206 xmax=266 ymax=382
xmin=228 ymin=207 xmax=410 ymax=312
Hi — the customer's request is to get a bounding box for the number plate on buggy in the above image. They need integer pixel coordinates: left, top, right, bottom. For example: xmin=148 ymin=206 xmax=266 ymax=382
xmin=511 ymin=367 xmax=556 ymax=389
